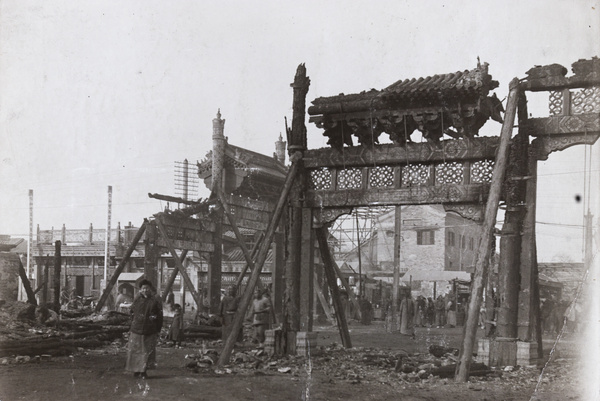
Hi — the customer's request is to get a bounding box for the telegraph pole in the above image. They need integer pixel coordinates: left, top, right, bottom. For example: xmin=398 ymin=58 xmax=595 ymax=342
xmin=103 ymin=185 xmax=112 ymax=290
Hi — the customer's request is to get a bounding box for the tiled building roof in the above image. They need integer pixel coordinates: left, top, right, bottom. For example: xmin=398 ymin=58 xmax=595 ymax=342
xmin=0 ymin=236 xmax=25 ymax=252
xmin=309 ymin=62 xmax=498 ymax=115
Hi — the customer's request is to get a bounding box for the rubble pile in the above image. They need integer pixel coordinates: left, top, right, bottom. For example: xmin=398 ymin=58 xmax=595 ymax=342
xmin=0 ymin=301 xmax=130 ymax=358
xmin=179 ymin=341 xmax=491 ymax=384
xmin=178 ymin=340 xmax=577 ymax=396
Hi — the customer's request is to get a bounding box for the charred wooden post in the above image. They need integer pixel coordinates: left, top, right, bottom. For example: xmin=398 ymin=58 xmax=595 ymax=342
xmin=455 ymin=78 xmax=520 ymax=382
xmin=144 ymin=221 xmax=159 ymax=287
xmin=272 ymin=229 xmax=285 ymax=324
xmin=515 ymin=94 xmax=537 ymax=342
xmin=53 ymin=240 xmax=61 ymax=312
xmin=300 ymin=208 xmax=314 ymax=331
xmin=497 ymin=95 xmax=528 ymax=340
xmin=39 ymin=256 xmax=50 ymax=305
xmin=95 ymin=220 xmax=148 ymax=312
xmin=17 ymin=259 xmax=36 ymax=305
xmin=284 ymin=64 xmax=310 ymax=349
xmin=518 ymin=154 xmax=542 ymax=345
xmin=208 ymin=110 xmax=226 ymax=313
xmin=391 ymin=206 xmax=402 ymax=331
xmin=217 ymin=155 xmax=301 ymax=368
xmin=315 ymin=226 xmax=352 ymax=348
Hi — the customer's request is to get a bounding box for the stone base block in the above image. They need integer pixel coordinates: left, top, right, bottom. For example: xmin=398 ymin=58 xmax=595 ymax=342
xmin=296 ymin=331 xmax=319 ymax=357
xmin=476 ymin=338 xmax=539 ymax=367
xmin=516 ymin=341 xmax=539 ymax=367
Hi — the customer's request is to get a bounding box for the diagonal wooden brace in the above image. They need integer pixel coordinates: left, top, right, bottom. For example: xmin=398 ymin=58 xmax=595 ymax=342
xmin=155 ymin=217 xmax=202 ymax=309
xmin=95 ymin=220 xmax=148 ymax=312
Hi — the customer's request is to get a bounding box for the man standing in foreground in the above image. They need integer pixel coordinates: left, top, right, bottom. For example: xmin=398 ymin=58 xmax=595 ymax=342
xmin=126 ymin=279 xmax=163 ymax=379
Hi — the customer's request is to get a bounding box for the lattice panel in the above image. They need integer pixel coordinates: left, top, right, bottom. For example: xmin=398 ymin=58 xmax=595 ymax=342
xmin=369 ymin=166 xmax=395 ymax=188
xmin=401 ymin=164 xmax=429 ymax=187
xmin=309 ymin=168 xmax=332 ymax=190
xmin=471 ymin=160 xmax=494 ymax=183
xmin=435 ymin=162 xmax=464 ymax=184
xmin=337 ymin=168 xmax=363 ymax=189
xmin=571 ymin=87 xmax=600 ymax=115
xmin=549 ymin=91 xmax=563 ymax=116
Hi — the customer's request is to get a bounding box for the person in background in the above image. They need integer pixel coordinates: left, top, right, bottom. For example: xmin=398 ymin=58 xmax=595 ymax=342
xmin=434 ymin=295 xmax=446 ymax=328
xmin=115 ymin=288 xmax=132 ymax=313
xmin=219 ymin=286 xmax=243 ymax=342
xmin=167 ymin=303 xmax=184 ymax=348
xmin=252 ymin=289 xmax=271 ymax=347
xmin=126 ymin=279 xmax=163 ymax=379
xmin=398 ymin=293 xmax=415 ymax=338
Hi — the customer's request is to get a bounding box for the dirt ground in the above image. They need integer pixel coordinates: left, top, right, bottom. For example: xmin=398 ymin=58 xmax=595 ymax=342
xmin=0 ymin=321 xmax=584 ymax=401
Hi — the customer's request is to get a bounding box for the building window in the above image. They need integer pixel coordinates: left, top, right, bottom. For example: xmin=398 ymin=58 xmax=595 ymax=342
xmin=461 ymin=235 xmax=467 ymax=250
xmin=447 ymin=231 xmax=455 ymax=247
xmin=417 ymin=230 xmax=435 ymax=245
xmin=469 ymin=237 xmax=474 ymax=251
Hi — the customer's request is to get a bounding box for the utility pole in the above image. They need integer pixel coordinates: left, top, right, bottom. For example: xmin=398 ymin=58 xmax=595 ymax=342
xmin=103 ymin=185 xmax=112 ymax=290
xmin=28 ymin=189 xmax=33 ymax=282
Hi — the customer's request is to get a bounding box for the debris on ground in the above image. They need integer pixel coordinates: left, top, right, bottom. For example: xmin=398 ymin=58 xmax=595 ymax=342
xmin=0 ymin=301 xmax=130 ymax=358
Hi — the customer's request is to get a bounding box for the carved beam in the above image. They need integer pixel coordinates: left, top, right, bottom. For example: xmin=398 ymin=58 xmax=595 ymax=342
xmin=305 ymin=183 xmax=489 ymax=208
xmin=531 ymin=133 xmax=600 ymax=161
xmin=303 ymin=137 xmax=499 ymax=168
xmin=527 ymin=114 xmax=600 ymax=137
xmin=312 ymin=207 xmax=353 ymax=227
xmin=443 ymin=204 xmax=485 ymax=222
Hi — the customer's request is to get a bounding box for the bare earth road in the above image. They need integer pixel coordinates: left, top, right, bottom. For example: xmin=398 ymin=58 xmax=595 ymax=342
xmin=0 ymin=322 xmax=583 ymax=401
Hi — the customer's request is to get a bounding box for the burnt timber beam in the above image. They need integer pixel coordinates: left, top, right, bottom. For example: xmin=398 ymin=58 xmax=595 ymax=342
xmin=303 ymin=137 xmax=500 ymax=168
xmin=161 ymin=249 xmax=188 ymax=302
xmin=17 ymin=258 xmax=37 ymax=306
xmin=148 ymin=193 xmax=200 ymax=205
xmin=305 ymin=184 xmax=489 ymax=208
xmin=155 ymin=217 xmax=203 ymax=310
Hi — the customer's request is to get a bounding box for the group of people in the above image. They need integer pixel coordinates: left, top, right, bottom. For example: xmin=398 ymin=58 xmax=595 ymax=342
xmin=124 ymin=279 xmax=277 ymax=379
xmin=218 ymin=285 xmax=275 ymax=347
xmin=386 ymin=293 xmax=463 ymax=336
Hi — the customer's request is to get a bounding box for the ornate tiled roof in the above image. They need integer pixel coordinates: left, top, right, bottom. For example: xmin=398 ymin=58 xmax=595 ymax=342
xmin=198 ymin=141 xmax=287 ymax=199
xmin=309 ymin=62 xmax=498 ymax=116
xmin=308 ymin=63 xmax=504 ymax=147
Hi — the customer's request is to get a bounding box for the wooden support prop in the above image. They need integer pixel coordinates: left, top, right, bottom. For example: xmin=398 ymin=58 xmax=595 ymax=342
xmin=95 ymin=220 xmax=148 ymax=312
xmin=216 ymin=188 xmax=257 ymax=273
xmin=217 ymin=153 xmax=301 ymax=368
xmin=155 ymin=218 xmax=203 ymax=310
xmin=234 ymin=235 xmax=263 ymax=289
xmin=330 ymin=254 xmax=362 ymax=321
xmin=17 ymin=259 xmax=37 ymax=305
xmin=161 ymin=249 xmax=188 ymax=302
xmin=315 ymin=226 xmax=352 ymax=348
xmin=314 ymin=274 xmax=334 ymax=322
xmin=455 ymin=78 xmax=520 ymax=382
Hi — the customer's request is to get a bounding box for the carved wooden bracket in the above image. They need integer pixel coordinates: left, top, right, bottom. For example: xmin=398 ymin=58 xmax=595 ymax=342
xmin=312 ymin=207 xmax=353 ymax=227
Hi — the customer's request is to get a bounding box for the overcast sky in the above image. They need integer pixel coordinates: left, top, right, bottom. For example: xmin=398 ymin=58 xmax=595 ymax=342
xmin=1 ymin=0 xmax=598 ymax=262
